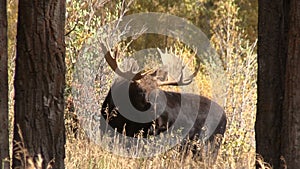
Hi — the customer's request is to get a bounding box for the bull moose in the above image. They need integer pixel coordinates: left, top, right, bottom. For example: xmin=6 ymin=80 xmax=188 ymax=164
xmin=100 ymin=46 xmax=227 ymax=159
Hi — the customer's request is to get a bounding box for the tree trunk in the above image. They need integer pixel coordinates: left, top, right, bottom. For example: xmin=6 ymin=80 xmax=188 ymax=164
xmin=256 ymin=0 xmax=300 ymax=168
xmin=256 ymin=0 xmax=288 ymax=167
xmin=0 ymin=0 xmax=9 ymax=168
xmin=13 ymin=0 xmax=66 ymax=168
xmin=281 ymin=0 xmax=300 ymax=168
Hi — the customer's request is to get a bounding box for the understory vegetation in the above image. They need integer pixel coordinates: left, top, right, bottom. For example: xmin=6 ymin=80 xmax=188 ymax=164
xmin=6 ymin=0 xmax=271 ymax=168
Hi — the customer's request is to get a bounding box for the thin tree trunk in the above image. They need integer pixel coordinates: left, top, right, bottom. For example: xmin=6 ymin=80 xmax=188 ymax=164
xmin=13 ymin=0 xmax=66 ymax=168
xmin=0 ymin=0 xmax=10 ymax=168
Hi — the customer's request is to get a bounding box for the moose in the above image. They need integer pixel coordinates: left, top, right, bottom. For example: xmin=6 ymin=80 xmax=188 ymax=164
xmin=100 ymin=46 xmax=227 ymax=160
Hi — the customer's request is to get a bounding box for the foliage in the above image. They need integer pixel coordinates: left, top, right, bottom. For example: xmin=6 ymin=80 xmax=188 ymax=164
xmin=236 ymin=0 xmax=258 ymax=42
xmin=209 ymin=0 xmax=259 ymax=167
xmin=126 ymin=0 xmax=210 ymax=51
xmin=5 ymin=0 xmax=267 ymax=168
xmin=63 ymin=0 xmax=261 ymax=168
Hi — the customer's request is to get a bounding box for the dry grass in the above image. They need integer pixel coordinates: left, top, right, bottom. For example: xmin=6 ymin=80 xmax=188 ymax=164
xmin=65 ymin=135 xmax=221 ymax=169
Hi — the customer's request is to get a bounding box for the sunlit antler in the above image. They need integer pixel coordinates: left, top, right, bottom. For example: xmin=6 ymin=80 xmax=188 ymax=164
xmin=102 ymin=44 xmax=156 ymax=81
xmin=157 ymin=48 xmax=200 ymax=86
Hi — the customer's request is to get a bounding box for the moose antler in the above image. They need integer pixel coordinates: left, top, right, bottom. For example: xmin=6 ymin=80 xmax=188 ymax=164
xmin=157 ymin=65 xmax=200 ymax=86
xmin=103 ymin=44 xmax=155 ymax=81
xmin=157 ymin=48 xmax=200 ymax=86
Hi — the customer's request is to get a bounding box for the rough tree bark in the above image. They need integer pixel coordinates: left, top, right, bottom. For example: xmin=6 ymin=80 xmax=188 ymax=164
xmin=256 ymin=0 xmax=287 ymax=167
xmin=0 ymin=0 xmax=9 ymax=168
xmin=13 ymin=0 xmax=66 ymax=168
xmin=256 ymin=0 xmax=300 ymax=168
xmin=281 ymin=0 xmax=300 ymax=168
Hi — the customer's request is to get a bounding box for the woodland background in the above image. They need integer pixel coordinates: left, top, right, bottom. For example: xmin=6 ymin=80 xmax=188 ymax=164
xmin=3 ymin=0 xmax=261 ymax=168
